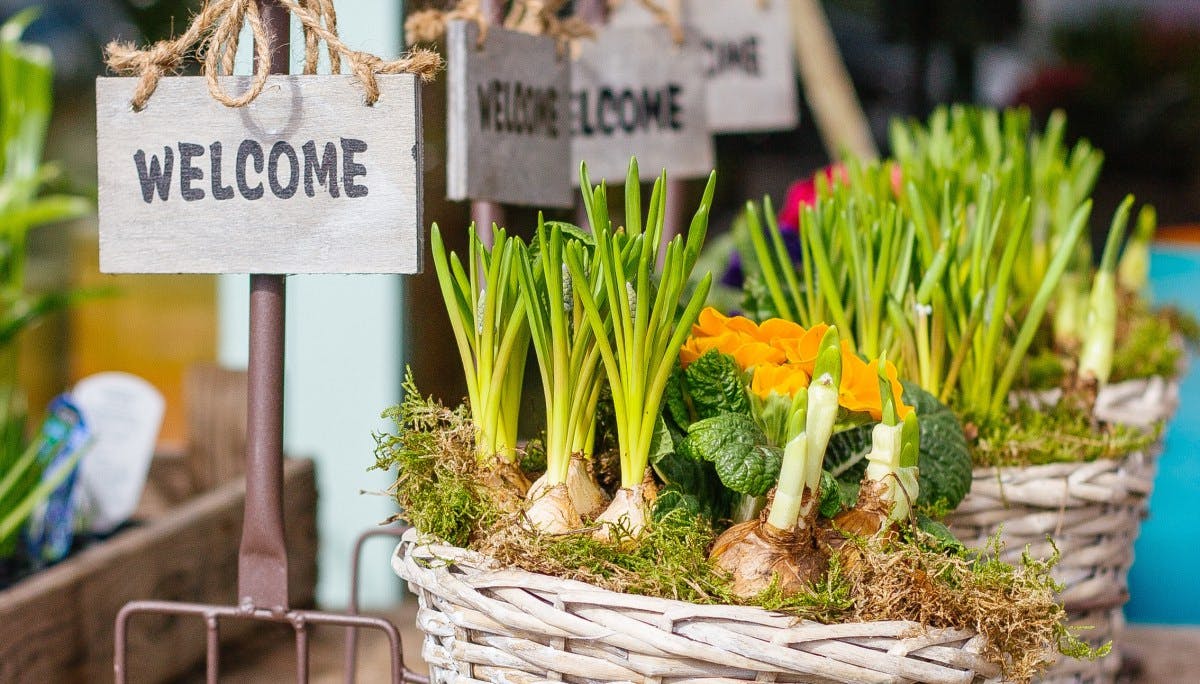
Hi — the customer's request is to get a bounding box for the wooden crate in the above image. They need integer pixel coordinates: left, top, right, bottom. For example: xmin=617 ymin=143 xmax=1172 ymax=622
xmin=0 ymin=458 xmax=317 ymax=683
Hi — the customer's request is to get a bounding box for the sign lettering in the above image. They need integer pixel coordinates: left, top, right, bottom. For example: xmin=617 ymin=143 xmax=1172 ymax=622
xmin=131 ymin=137 xmax=370 ymax=204
xmin=96 ymin=75 xmax=423 ymax=274
xmin=446 ymin=21 xmax=572 ymax=207
xmin=570 ymin=24 xmax=714 ymax=184
xmin=573 ymin=85 xmax=685 ymax=136
xmin=702 ymin=36 xmax=760 ymax=77
xmin=477 ymin=80 xmax=560 ymax=138
xmin=684 ymin=0 xmax=799 ymax=133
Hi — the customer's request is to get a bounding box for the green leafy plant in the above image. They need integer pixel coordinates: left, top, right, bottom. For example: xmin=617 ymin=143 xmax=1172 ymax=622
xmin=517 ymin=220 xmax=608 ymax=533
xmin=0 ymin=11 xmax=92 ymax=563
xmin=564 ymin=159 xmax=715 ymax=539
xmin=430 ymin=223 xmax=530 ymax=475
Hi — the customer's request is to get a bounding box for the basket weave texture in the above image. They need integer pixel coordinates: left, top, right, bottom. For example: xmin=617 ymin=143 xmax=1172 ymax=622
xmin=948 ymin=376 xmax=1177 ymax=683
xmin=393 ymin=528 xmax=1006 ymax=684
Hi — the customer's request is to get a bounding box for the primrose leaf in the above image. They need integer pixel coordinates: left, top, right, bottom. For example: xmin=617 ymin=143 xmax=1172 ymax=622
xmin=681 ymin=413 xmax=780 ymax=496
xmin=916 ymin=513 xmax=965 ymax=553
xmin=652 ymin=485 xmax=703 ymax=521
xmin=664 ymin=362 xmax=692 ymax=430
xmin=818 ymin=470 xmax=847 ymax=518
xmin=684 ymin=350 xmax=752 ymax=419
xmin=649 ymin=414 xmax=676 ymax=466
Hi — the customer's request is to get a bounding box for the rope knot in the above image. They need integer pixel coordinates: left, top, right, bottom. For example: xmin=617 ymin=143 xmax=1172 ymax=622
xmin=105 ymin=0 xmax=443 ymax=110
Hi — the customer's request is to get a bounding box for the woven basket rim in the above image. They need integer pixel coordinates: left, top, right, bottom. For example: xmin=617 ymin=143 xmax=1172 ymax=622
xmin=393 ymin=528 xmax=1003 ymax=648
xmin=394 ymin=527 xmax=922 ymax=628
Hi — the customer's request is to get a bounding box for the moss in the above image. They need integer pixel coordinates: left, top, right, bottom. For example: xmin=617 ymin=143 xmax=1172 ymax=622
xmin=1110 ymin=307 xmax=1189 ymax=383
xmin=371 ymin=372 xmax=500 ymax=547
xmin=1019 ymin=304 xmax=1194 ymax=390
xmin=840 ymin=533 xmax=1108 ymax=683
xmin=480 ymin=509 xmax=731 ymax=603
xmin=966 ymin=403 xmax=1158 ymax=468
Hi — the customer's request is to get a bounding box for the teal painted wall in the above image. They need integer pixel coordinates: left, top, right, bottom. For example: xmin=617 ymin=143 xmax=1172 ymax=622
xmin=219 ymin=0 xmax=407 ymax=609
xmin=1126 ymin=246 xmax=1200 ymax=624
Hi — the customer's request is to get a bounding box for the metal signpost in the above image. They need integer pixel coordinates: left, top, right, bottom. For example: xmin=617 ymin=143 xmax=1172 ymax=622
xmin=108 ymin=2 xmax=424 ymax=682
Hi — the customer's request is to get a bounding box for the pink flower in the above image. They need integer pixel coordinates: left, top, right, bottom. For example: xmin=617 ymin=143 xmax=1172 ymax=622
xmin=777 ymin=164 xmax=848 ymax=232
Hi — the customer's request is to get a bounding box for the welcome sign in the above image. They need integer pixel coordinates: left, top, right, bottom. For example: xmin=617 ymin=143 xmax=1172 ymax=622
xmin=96 ymin=75 xmax=423 ymax=274
xmin=570 ymin=23 xmax=714 ymax=185
xmin=446 ymin=20 xmax=572 ymax=207
xmin=684 ymin=0 xmax=799 ymax=133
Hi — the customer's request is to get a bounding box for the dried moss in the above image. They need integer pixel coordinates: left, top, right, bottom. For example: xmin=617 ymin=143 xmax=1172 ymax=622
xmin=840 ymin=532 xmax=1106 ymax=683
xmin=371 ymin=373 xmax=501 ymax=547
xmin=966 ymin=403 xmax=1158 ymax=468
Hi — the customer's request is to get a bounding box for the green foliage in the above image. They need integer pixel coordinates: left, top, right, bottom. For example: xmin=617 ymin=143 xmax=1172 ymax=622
xmin=651 ymin=414 xmax=732 ymax=521
xmin=0 ymin=13 xmax=92 ymax=562
xmin=817 ymin=470 xmax=850 ymax=518
xmin=565 ymin=159 xmax=715 ymax=489
xmin=430 ymin=224 xmax=531 ymax=465
xmin=968 ymin=403 xmax=1158 ymax=468
xmin=663 ymin=362 xmax=692 ymax=430
xmin=826 ymin=382 xmax=973 ymax=510
xmin=372 ymin=373 xmax=499 ymax=547
xmin=679 ymin=413 xmax=781 ymax=497
xmin=683 ymin=350 xmax=752 ymax=420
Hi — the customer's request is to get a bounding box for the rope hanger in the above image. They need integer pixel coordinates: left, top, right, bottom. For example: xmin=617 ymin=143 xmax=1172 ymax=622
xmin=105 ymin=0 xmax=443 ymax=110
xmin=404 ymin=0 xmax=683 ymax=52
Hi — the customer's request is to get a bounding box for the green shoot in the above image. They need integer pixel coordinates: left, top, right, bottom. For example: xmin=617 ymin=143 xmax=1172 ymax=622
xmin=430 ymin=224 xmax=530 ymax=465
xmin=767 ymin=328 xmax=840 ymax=531
xmin=516 ymin=219 xmax=605 ymax=486
xmin=1078 ymin=196 xmax=1134 ymax=385
xmin=565 ymin=159 xmax=714 ymax=532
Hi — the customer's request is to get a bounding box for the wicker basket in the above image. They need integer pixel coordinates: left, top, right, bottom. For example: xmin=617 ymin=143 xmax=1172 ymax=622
xmin=945 ymin=451 xmax=1155 ymax=684
xmin=948 ymin=377 xmax=1172 ymax=684
xmin=1019 ymin=375 xmax=1180 ymax=430
xmin=393 ymin=528 xmax=1007 ymax=684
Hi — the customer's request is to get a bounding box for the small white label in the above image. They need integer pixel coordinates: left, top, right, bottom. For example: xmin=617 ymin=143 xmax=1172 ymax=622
xmin=73 ymin=372 xmax=165 ymax=533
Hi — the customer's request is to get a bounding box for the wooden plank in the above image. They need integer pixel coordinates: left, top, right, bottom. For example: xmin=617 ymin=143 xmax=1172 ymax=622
xmin=446 ymin=21 xmax=573 ymax=208
xmin=96 ymin=75 xmax=424 ymax=274
xmin=0 ymin=458 xmax=317 ymax=683
xmin=684 ymin=0 xmax=800 ymax=133
xmin=790 ymin=0 xmax=877 ymax=160
xmin=570 ymin=22 xmax=714 ymax=185
xmin=184 ymin=363 xmax=249 ymax=491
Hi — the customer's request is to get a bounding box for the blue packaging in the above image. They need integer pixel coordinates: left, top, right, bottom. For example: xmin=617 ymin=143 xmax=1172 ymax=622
xmin=22 ymin=395 xmax=90 ymax=565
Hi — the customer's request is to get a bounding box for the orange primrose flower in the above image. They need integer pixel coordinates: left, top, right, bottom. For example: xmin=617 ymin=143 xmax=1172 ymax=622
xmin=755 ymin=318 xmax=807 ymax=343
xmin=751 ymin=364 xmax=810 ymax=399
xmin=730 ymin=341 xmax=787 ymax=370
xmin=773 ymin=323 xmax=831 ymax=373
xmin=836 ymin=349 xmax=913 ymax=421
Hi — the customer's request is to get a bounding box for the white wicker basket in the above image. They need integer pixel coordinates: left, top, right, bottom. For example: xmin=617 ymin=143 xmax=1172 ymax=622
xmin=949 ymin=377 xmax=1176 ymax=683
xmin=393 ymin=528 xmax=1008 ymax=684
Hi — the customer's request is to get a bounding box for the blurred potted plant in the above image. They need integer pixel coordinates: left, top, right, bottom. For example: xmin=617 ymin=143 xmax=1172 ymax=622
xmin=0 ymin=9 xmax=91 ymax=575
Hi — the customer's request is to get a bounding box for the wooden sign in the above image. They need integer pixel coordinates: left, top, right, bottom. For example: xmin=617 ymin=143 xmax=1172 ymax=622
xmin=96 ymin=75 xmax=423 ymax=274
xmin=684 ymin=0 xmax=799 ymax=133
xmin=446 ymin=21 xmax=573 ymax=208
xmin=571 ymin=23 xmax=714 ymax=185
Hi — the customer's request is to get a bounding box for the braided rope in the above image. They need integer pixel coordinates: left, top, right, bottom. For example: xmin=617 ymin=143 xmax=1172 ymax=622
xmin=393 ymin=529 xmax=1004 ymax=684
xmin=105 ymin=0 xmax=442 ymax=110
